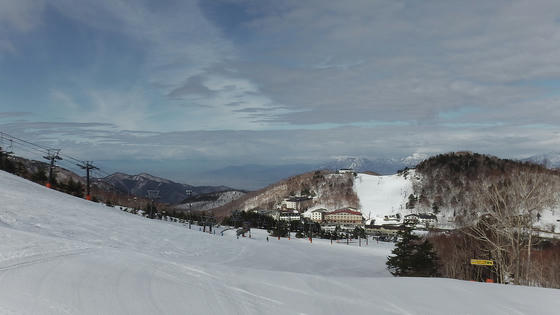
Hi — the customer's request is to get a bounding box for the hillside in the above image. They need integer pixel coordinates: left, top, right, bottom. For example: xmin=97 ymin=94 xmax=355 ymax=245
xmin=321 ymin=155 xmax=424 ymax=174
xmin=413 ymin=152 xmax=560 ymax=229
xmin=211 ymin=152 xmax=560 ymax=235
xmin=524 ymin=152 xmax=560 ymax=168
xmin=353 ymin=170 xmax=417 ymax=222
xmin=351 ymin=153 xmax=560 ymax=232
xmin=173 ymin=190 xmax=246 ymax=212
xmin=0 ymin=154 xmax=239 ymax=206
xmin=211 ymin=170 xmax=359 ymax=218
xmin=192 ymin=155 xmax=420 ymax=190
xmin=1 ymin=170 xmax=559 ymax=314
xmin=100 ymin=172 xmax=234 ymax=204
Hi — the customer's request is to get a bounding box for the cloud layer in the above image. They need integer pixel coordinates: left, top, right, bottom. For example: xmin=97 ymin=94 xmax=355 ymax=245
xmin=2 ymin=0 xmax=560 ymax=186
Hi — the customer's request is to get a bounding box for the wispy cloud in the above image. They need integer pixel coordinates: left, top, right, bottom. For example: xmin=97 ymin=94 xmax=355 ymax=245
xmin=2 ymin=0 xmax=560 ymax=185
xmin=0 ymin=112 xmax=32 ymax=119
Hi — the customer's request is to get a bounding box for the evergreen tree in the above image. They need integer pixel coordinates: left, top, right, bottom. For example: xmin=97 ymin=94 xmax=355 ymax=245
xmin=30 ymin=166 xmax=48 ymax=184
xmin=386 ymin=226 xmax=439 ymax=277
xmin=270 ymin=220 xmax=288 ymax=237
xmin=60 ymin=178 xmax=84 ymax=198
xmin=0 ymin=147 xmax=16 ymax=174
xmin=406 ymin=194 xmax=417 ymax=209
xmin=432 ymin=203 xmax=440 ymax=214
xmin=352 ymin=226 xmax=366 ymax=238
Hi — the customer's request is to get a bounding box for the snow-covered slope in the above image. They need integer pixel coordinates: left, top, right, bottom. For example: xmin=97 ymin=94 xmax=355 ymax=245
xmin=353 ymin=169 xmax=560 ymax=232
xmin=354 ymin=171 xmax=415 ymax=223
xmin=173 ymin=190 xmax=246 ymax=212
xmin=0 ymin=171 xmax=558 ymax=314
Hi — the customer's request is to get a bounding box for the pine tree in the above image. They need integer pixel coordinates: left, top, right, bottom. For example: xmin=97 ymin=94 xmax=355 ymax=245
xmin=30 ymin=166 xmax=48 ymax=184
xmin=386 ymin=226 xmax=439 ymax=277
xmin=270 ymin=220 xmax=288 ymax=237
xmin=0 ymin=147 xmax=16 ymax=173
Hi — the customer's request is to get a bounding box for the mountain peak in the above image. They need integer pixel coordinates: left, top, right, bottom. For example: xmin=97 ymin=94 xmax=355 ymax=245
xmin=523 ymin=152 xmax=560 ymax=168
xmin=134 ymin=173 xmax=174 ymax=184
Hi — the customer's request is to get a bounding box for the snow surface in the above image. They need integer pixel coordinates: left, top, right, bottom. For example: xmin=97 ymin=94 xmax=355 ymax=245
xmin=354 ymin=172 xmax=415 ymax=223
xmin=0 ymin=171 xmax=559 ymax=314
xmin=174 ymin=190 xmax=246 ymax=212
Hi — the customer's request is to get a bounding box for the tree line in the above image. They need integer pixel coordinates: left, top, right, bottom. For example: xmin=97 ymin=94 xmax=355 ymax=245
xmin=390 ymin=154 xmax=560 ymax=288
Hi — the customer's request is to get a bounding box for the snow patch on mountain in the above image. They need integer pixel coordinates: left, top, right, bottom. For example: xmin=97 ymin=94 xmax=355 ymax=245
xmin=174 ymin=190 xmax=246 ymax=212
xmin=402 ymin=152 xmax=429 ymax=165
xmin=353 ymin=171 xmax=416 ymax=223
xmin=132 ymin=172 xmax=174 ymax=184
xmin=524 ymin=152 xmax=560 ymax=168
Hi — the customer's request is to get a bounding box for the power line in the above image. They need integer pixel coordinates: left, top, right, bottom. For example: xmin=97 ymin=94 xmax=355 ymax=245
xmin=9 ymin=142 xmax=45 ymax=158
xmin=59 ymin=153 xmax=83 ymax=164
xmin=9 ymin=138 xmax=49 ymax=155
xmin=1 ymin=130 xmax=139 ymax=201
xmin=0 ymin=131 xmax=52 ymax=152
xmin=57 ymin=159 xmax=87 ymax=176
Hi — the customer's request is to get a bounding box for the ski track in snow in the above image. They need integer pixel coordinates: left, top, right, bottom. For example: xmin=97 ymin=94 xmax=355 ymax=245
xmin=0 ymin=170 xmax=559 ymax=314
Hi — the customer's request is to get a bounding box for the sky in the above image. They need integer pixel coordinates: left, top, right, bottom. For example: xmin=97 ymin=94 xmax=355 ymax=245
xmin=2 ymin=0 xmax=560 ymax=188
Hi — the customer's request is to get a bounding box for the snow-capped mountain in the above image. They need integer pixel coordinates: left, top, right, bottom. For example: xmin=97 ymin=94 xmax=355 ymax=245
xmin=523 ymin=152 xmax=560 ymax=168
xmin=321 ymin=155 xmax=423 ymax=174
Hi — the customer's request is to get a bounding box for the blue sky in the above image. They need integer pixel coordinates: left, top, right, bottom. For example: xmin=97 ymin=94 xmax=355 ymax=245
xmin=2 ymin=0 xmax=560 ymax=188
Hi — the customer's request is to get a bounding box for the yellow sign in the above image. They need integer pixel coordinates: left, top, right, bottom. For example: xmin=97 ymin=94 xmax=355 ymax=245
xmin=470 ymin=259 xmax=494 ymax=266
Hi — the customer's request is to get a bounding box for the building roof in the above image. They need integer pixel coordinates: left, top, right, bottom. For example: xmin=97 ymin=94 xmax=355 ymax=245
xmin=279 ymin=212 xmax=301 ymax=217
xmin=326 ymin=209 xmax=363 ymax=216
xmin=405 ymin=213 xmax=437 ymax=219
xmin=311 ymin=208 xmax=328 ymax=213
xmin=279 ymin=209 xmax=299 ymax=214
xmin=285 ymin=196 xmax=313 ymax=202
xmin=418 ymin=213 xmax=437 ymax=219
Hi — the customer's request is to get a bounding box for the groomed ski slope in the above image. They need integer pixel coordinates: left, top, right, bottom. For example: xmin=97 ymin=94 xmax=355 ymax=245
xmin=0 ymin=171 xmax=559 ymax=314
xmin=354 ymin=172 xmax=414 ymax=221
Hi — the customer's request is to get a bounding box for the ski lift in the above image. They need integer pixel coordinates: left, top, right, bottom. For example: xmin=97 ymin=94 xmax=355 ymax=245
xmin=6 ymin=140 xmax=14 ymax=158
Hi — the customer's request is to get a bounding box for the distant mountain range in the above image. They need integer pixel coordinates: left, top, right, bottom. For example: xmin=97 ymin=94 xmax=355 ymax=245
xmin=320 ymin=154 xmax=427 ymax=174
xmin=99 ymin=155 xmax=424 ymax=203
xmin=195 ymin=164 xmax=317 ymax=190
xmin=198 ymin=155 xmax=427 ymax=190
xmin=102 ymin=172 xmax=234 ymax=204
xmin=523 ymin=152 xmax=560 ymax=168
xmin=96 ymin=153 xmax=560 ymax=203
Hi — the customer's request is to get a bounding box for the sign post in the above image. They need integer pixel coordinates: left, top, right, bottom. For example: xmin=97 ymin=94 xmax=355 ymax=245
xmin=470 ymin=259 xmax=495 ymax=283
xmin=470 ymin=259 xmax=494 ymax=266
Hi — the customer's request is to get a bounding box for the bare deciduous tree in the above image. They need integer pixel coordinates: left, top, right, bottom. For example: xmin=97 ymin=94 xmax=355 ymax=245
xmin=463 ymin=169 xmax=559 ymax=284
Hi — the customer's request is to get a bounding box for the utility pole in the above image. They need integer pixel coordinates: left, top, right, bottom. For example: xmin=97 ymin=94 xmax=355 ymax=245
xmin=185 ymin=189 xmax=192 ymax=228
xmin=147 ymin=190 xmax=159 ymax=219
xmin=43 ymin=149 xmax=62 ymax=188
xmin=77 ymin=161 xmax=98 ymax=200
